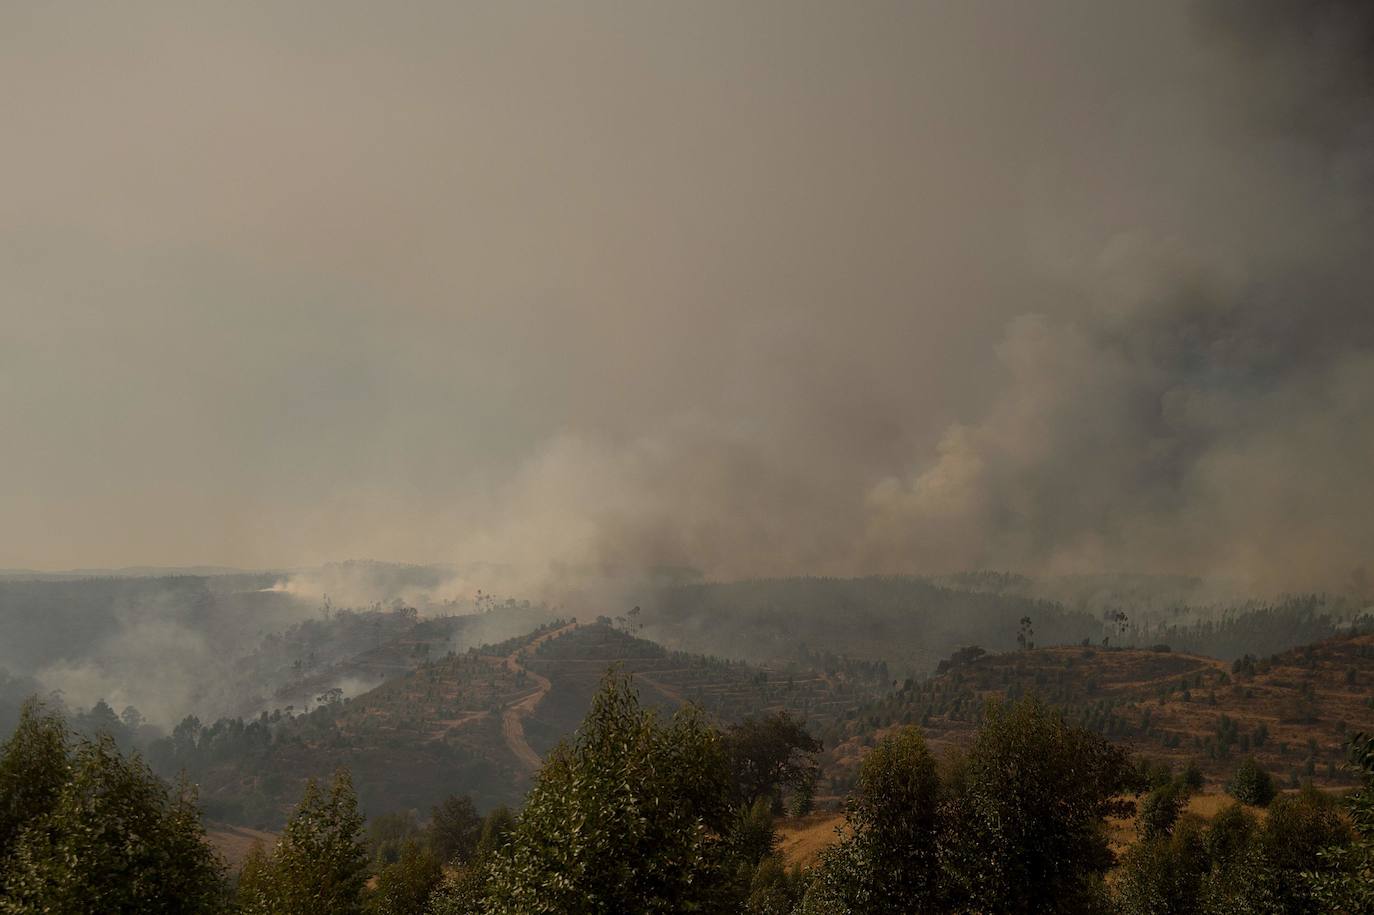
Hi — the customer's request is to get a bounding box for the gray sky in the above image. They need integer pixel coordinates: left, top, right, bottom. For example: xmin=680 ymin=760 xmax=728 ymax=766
xmin=4 ymin=2 xmax=1371 ymax=592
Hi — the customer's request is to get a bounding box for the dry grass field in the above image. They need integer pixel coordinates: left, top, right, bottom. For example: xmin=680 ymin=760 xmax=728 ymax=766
xmin=775 ymin=813 xmax=847 ymax=867
xmin=205 ymin=823 xmax=278 ymax=872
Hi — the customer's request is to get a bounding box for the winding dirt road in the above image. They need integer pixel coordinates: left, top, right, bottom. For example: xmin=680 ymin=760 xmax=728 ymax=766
xmin=501 ymin=623 xmax=578 ymax=772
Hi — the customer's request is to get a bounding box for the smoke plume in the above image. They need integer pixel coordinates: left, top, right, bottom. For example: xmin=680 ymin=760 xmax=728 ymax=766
xmin=3 ymin=2 xmax=1371 ymax=595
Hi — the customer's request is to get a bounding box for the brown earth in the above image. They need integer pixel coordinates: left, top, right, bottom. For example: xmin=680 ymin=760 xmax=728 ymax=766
xmin=775 ymin=813 xmax=846 ymax=867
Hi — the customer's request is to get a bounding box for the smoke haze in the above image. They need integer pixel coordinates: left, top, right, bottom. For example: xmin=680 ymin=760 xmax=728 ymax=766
xmin=3 ymin=2 xmax=1371 ymax=593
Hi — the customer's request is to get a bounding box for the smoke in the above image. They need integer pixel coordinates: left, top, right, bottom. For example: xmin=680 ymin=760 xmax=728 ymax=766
xmin=458 ymin=0 xmax=1374 ymax=596
xmin=4 ymin=2 xmax=1372 ymax=596
xmin=861 ymin=0 xmax=1374 ymax=588
xmin=265 ymin=561 xmax=475 ymax=609
xmin=13 ymin=578 xmax=309 ymax=726
xmin=37 ymin=618 xmax=212 ymax=727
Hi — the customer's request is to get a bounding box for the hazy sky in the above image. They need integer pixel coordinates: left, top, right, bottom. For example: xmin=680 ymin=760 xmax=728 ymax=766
xmin=4 ymin=2 xmax=1371 ymax=591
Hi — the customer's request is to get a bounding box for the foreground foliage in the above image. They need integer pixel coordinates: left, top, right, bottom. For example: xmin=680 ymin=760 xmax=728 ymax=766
xmin=1309 ymin=731 xmax=1374 ymax=914
xmin=236 ymin=769 xmax=369 ymax=915
xmin=2 ymin=675 xmax=1372 ymax=915
xmin=0 ymin=700 xmax=226 ymax=914
xmin=474 ymin=671 xmax=742 ymax=914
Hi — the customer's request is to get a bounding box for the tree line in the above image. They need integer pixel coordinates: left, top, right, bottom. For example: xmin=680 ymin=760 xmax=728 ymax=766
xmin=1 ymin=677 xmax=1372 ymax=913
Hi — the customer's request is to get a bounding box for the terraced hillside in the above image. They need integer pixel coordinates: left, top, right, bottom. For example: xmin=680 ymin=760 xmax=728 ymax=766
xmin=265 ymin=603 xmax=558 ymax=715
xmin=824 ymin=632 xmax=1374 ymax=793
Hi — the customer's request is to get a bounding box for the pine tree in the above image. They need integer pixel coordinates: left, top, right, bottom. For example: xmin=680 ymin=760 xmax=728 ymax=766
xmin=788 ymin=766 xmax=817 ymax=817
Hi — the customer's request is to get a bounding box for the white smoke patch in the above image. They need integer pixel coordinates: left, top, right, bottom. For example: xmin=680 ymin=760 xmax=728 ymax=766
xmin=37 ymin=618 xmax=214 ymax=727
xmin=450 ymin=421 xmax=863 ymax=611
xmin=266 ymin=561 xmax=478 ymax=612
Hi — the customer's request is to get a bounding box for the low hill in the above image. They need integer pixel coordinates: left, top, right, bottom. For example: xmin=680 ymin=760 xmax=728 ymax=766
xmin=164 ymin=620 xmax=883 ymax=829
xmin=520 ymin=621 xmax=889 ymax=756
xmin=823 ymin=633 xmax=1374 ymax=793
xmin=264 ymin=603 xmax=558 ymax=715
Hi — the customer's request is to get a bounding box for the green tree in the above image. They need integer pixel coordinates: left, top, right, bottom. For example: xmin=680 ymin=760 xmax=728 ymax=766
xmin=939 ymin=698 xmax=1134 ymax=914
xmin=722 ymin=712 xmax=822 ymax=810
xmin=1113 ymin=785 xmax=1354 ymax=914
xmin=1138 ymin=782 xmax=1186 ymax=840
xmin=1256 ymin=785 xmax=1350 ymax=914
xmin=803 ymin=727 xmax=944 ymax=915
xmin=1179 ymin=760 xmax=1205 ymax=793
xmin=235 ymin=841 xmax=271 ymax=905
xmin=480 ymin=671 xmax=740 ymax=914
xmin=731 ymin=796 xmax=779 ymax=870
xmin=474 ymin=805 xmax=514 ymax=861
xmin=744 ymin=854 xmax=804 ymax=915
xmin=1 ymin=735 xmax=226 ymax=914
xmin=1114 ymin=816 xmax=1208 ymax=915
xmin=368 ymin=839 xmax=442 ymax=915
xmin=1202 ymin=802 xmax=1256 ymax=871
xmin=788 ymin=765 xmax=817 ymax=817
xmin=0 ymin=699 xmax=68 ymax=861
xmin=238 ymin=770 xmax=369 ymax=915
xmin=368 ymin=810 xmax=422 ymax=866
xmin=1226 ymin=757 xmax=1276 ymax=807
xmin=428 ymin=794 xmax=482 ymax=865
xmin=425 ymin=864 xmax=487 ymax=915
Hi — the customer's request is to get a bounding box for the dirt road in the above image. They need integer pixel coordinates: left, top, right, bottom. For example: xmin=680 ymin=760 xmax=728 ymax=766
xmin=501 ymin=623 xmax=578 ymax=772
